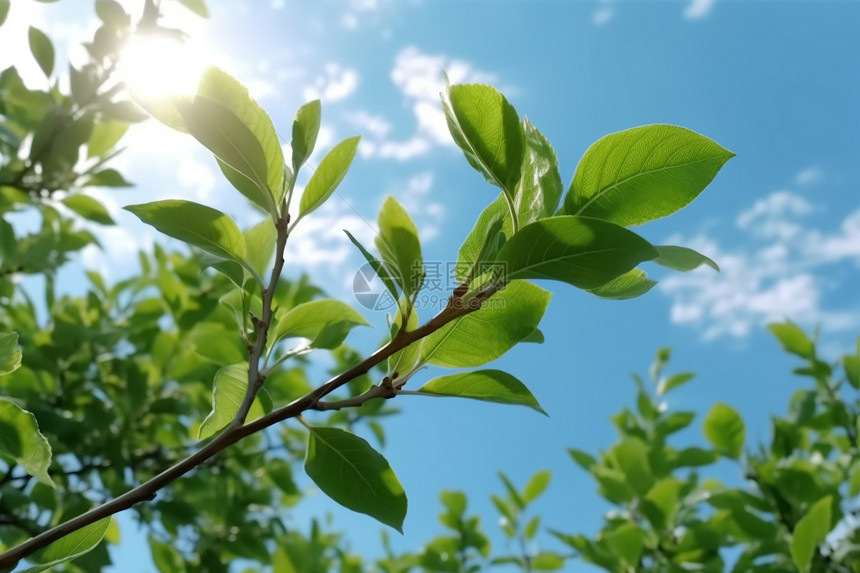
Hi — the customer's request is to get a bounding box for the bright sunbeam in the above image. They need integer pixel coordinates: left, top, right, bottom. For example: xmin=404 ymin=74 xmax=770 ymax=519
xmin=120 ymin=33 xmax=207 ymax=99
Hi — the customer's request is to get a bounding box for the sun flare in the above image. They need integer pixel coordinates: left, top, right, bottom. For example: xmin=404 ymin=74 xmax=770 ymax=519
xmin=120 ymin=33 xmax=208 ymax=99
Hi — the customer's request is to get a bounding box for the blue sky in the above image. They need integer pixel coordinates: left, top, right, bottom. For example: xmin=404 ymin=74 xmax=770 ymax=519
xmin=3 ymin=0 xmax=860 ymax=571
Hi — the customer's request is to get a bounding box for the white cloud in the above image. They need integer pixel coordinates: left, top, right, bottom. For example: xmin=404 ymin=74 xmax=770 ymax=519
xmin=684 ymin=0 xmax=717 ymax=20
xmin=356 ymin=47 xmax=497 ymax=161
xmin=660 ymin=187 xmax=860 ymax=340
xmin=340 ymin=0 xmax=384 ymax=29
xmin=303 ymin=63 xmax=359 ymax=103
xmin=346 ymin=111 xmax=391 ymax=139
xmin=796 ymin=166 xmax=822 ymax=186
xmin=592 ymin=6 xmax=614 ymax=26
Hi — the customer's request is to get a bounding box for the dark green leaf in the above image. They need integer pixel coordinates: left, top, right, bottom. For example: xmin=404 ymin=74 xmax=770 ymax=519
xmin=298 ymin=136 xmax=360 ymax=219
xmin=702 ymin=403 xmax=745 ymax=459
xmin=845 ymin=339 xmax=859 ymax=389
xmin=562 ymin=124 xmax=734 ymax=226
xmin=125 ymin=199 xmax=247 ymax=264
xmin=790 ymin=496 xmax=832 ymax=572
xmin=443 ymin=83 xmax=524 ymax=198
xmin=28 ymin=26 xmax=55 ymax=77
xmin=497 ymin=216 xmax=658 ymax=289
xmin=654 ymin=245 xmax=719 ymax=272
xmin=421 ymin=280 xmax=550 ymax=367
xmin=418 ymin=370 xmax=545 ymax=414
xmin=0 ymin=2 xmax=9 ymax=27
xmin=0 ymin=398 xmax=54 ymax=486
xmin=586 ymin=268 xmax=657 ymax=300
xmin=769 ymin=321 xmax=814 ymax=359
xmin=304 ymin=426 xmax=407 ymax=532
xmin=20 ymin=518 xmax=111 ymax=573
xmin=375 ymin=196 xmax=423 ymax=298
xmin=62 ymin=195 xmax=114 ymax=225
xmin=291 ymin=99 xmax=321 ymax=172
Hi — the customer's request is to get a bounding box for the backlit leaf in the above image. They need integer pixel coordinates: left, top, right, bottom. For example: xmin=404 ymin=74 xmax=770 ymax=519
xmin=291 ymin=99 xmax=321 ymax=172
xmin=653 ymin=245 xmax=719 ymax=272
xmin=198 ymin=364 xmax=267 ymax=439
xmin=28 ymin=26 xmax=54 ymax=77
xmin=20 ymin=518 xmax=111 ymax=573
xmin=298 ymin=136 xmax=360 ymax=219
xmin=418 ymin=370 xmax=545 ymax=414
xmin=702 ymin=403 xmax=745 ymax=459
xmin=0 ymin=397 xmax=54 ymax=486
xmin=375 ymin=196 xmax=423 ymax=298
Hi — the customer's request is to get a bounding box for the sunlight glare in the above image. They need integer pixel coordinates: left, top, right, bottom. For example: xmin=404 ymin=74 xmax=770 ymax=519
xmin=120 ymin=34 xmax=207 ymax=99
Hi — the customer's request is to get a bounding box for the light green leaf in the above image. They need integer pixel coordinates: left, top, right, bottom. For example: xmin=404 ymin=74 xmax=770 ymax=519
xmin=298 ymin=136 xmax=360 ymax=219
xmin=19 ymin=517 xmax=111 ymax=573
xmin=653 ymin=245 xmax=719 ymax=272
xmin=769 ymin=321 xmax=814 ymax=359
xmin=442 ymin=84 xmax=524 ymax=198
xmin=375 ymin=196 xmax=423 ymax=298
xmin=304 ymin=426 xmax=407 ymax=532
xmin=497 ymin=216 xmax=658 ymax=289
xmin=0 ymin=398 xmax=54 ymax=486
xmin=175 ymin=96 xmax=274 ymax=213
xmin=531 ymin=552 xmax=565 ymax=571
xmin=845 ymin=339 xmax=860 ymax=389
xmin=0 ymin=331 xmax=22 ymax=375
xmin=388 ymin=303 xmax=420 ymax=377
xmin=610 ymin=437 xmax=653 ymax=496
xmin=656 ymin=372 xmax=695 ymax=396
xmin=271 ymin=299 xmax=368 ymax=351
xmin=790 ymin=496 xmax=832 ymax=572
xmin=418 ymin=370 xmax=545 ymax=415
xmin=87 ymin=120 xmax=128 ymax=158
xmin=522 ymin=469 xmax=552 ymax=503
xmin=28 ymin=26 xmax=54 ymax=77
xmin=62 ymin=195 xmax=114 ymax=225
xmin=344 ymin=229 xmax=399 ymax=305
xmin=563 ymin=124 xmax=734 ymax=226
xmin=642 ymin=477 xmax=683 ymax=531
xmin=125 ymin=200 xmax=247 ymax=264
xmin=516 ymin=118 xmax=562 ymax=227
xmin=198 ymin=67 xmax=284 ymax=202
xmin=149 ymin=535 xmax=185 ymax=573
xmin=456 ymin=194 xmax=512 ymax=283
xmin=421 ymin=280 xmax=550 ymax=367
xmin=702 ymin=402 xmax=745 ymax=459
xmin=244 ymin=219 xmax=276 ymax=277
xmin=215 ymin=158 xmax=275 ymax=216
xmin=586 ymin=268 xmax=656 ymax=300
xmin=198 ymin=364 xmax=266 ymax=440
xmin=603 ymin=521 xmax=645 ymax=568
xmin=291 ymin=99 xmax=321 ymax=172
xmin=176 ymin=0 xmax=209 ymax=17
xmin=82 ymin=168 xmax=133 ymax=188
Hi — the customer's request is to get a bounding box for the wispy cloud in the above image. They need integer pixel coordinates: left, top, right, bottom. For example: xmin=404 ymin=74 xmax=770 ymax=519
xmin=684 ymin=0 xmax=717 ymax=20
xmin=796 ymin=166 xmax=822 ymax=186
xmin=303 ymin=63 xmax=360 ymax=103
xmin=659 ymin=172 xmax=860 ymax=340
xmin=592 ymin=4 xmax=614 ymax=27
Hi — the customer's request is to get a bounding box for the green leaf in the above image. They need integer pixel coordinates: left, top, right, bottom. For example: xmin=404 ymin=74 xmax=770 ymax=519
xmin=375 ymin=196 xmax=423 ymax=298
xmin=62 ymin=195 xmax=114 ymax=225
xmin=0 ymin=398 xmax=54 ymax=486
xmin=653 ymin=245 xmax=719 ymax=272
xmin=656 ymin=372 xmax=695 ymax=396
xmin=521 ymin=328 xmax=544 ymax=343
xmin=28 ymin=26 xmax=55 ymax=77
xmin=272 ymin=299 xmax=368 ymax=350
xmin=82 ymin=168 xmax=133 ymax=188
xmin=291 ymin=99 xmax=321 ymax=172
xmin=442 ymin=84 xmax=524 ymax=198
xmin=656 ymin=411 xmax=695 ymax=436
xmin=95 ymin=1 xmax=128 ymax=27
xmin=244 ymin=219 xmax=276 ymax=277
xmin=150 ymin=535 xmax=185 ymax=573
xmin=175 ymin=97 xmax=274 ymax=213
xmin=586 ymin=268 xmax=656 ymax=300
xmin=562 ymin=124 xmax=734 ymax=226
xmin=388 ymin=303 xmax=420 ymax=377
xmin=176 ymin=0 xmax=209 ymax=17
xmin=304 ymin=426 xmax=407 ymax=532
xmin=515 ymin=118 xmax=562 ymax=227
xmin=344 ymin=229 xmax=399 ymax=305
xmin=19 ymin=517 xmax=111 ymax=573
xmin=421 ymin=280 xmax=550 ymax=367
xmin=522 ymin=470 xmax=552 ymax=503
xmin=769 ymin=321 xmax=814 ymax=359
xmin=418 ymin=370 xmax=545 ymax=415
xmin=610 ymin=437 xmax=653 ymax=496
xmin=845 ymin=340 xmax=860 ymax=389
xmin=642 ymin=477 xmax=683 ymax=531
xmin=87 ymin=120 xmax=128 ymax=158
xmin=198 ymin=364 xmax=267 ymax=440
xmin=531 ymin=552 xmax=565 ymax=571
xmin=568 ymin=448 xmax=596 ymax=471
xmin=198 ymin=67 xmax=284 ymax=202
xmin=702 ymin=403 xmax=745 ymax=459
xmin=0 ymin=2 xmax=10 ymax=27
xmin=790 ymin=496 xmax=832 ymax=572
xmin=0 ymin=331 xmax=22 ymax=375
xmin=497 ymin=216 xmax=658 ymax=289
xmin=456 ymin=194 xmax=512 ymax=283
xmin=298 ymin=136 xmax=360 ymax=219
xmin=215 ymin=158 xmax=275 ymax=216
xmin=125 ymin=200 xmax=247 ymax=264
xmin=603 ymin=521 xmax=645 ymax=568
